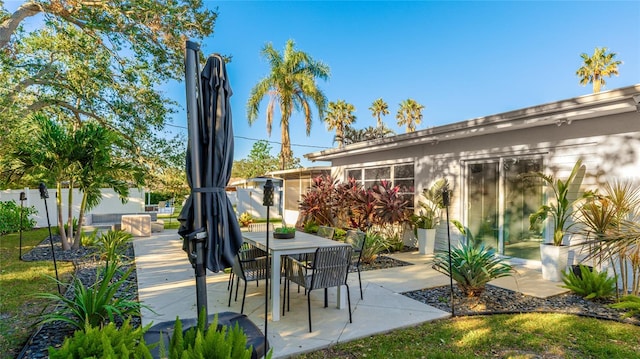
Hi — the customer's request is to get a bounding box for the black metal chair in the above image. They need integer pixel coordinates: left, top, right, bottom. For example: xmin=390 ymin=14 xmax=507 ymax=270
xmin=345 ymin=229 xmax=366 ymax=299
xmin=228 ymin=243 xmax=268 ymax=314
xmin=283 ymin=245 xmax=353 ymax=332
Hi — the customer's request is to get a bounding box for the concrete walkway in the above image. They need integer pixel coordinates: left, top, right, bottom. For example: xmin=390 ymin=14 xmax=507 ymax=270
xmin=133 ymin=231 xmax=567 ymax=358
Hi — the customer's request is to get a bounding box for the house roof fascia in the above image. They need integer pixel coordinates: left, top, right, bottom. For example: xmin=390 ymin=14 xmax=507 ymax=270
xmin=305 ymin=84 xmax=640 ymax=162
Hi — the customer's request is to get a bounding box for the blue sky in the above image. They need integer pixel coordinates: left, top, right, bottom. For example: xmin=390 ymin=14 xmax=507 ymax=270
xmin=169 ymin=1 xmax=640 ymax=168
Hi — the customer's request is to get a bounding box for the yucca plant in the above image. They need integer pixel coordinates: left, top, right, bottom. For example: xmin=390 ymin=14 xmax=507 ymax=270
xmin=433 ymin=242 xmax=513 ymax=297
xmin=37 ymin=260 xmax=146 ymax=331
xmin=97 ymin=229 xmax=133 ymax=264
xmin=561 ymin=265 xmax=616 ymax=299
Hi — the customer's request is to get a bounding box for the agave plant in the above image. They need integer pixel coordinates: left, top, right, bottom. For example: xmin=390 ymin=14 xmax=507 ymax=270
xmin=433 ymin=242 xmax=514 ymax=297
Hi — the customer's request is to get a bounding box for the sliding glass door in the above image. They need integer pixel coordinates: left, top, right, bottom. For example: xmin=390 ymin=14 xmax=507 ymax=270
xmin=465 ymin=157 xmax=543 ymax=260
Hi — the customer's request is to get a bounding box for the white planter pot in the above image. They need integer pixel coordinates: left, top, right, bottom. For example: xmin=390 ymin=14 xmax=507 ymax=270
xmin=417 ymin=228 xmax=436 ymax=255
xmin=540 ymin=243 xmax=570 ymax=282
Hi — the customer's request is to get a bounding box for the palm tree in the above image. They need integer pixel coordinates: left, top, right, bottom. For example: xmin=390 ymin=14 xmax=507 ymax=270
xmin=369 ymin=98 xmax=389 ymax=128
xmin=247 ymin=39 xmax=330 ymax=169
xmin=396 ymin=99 xmax=425 ymax=133
xmin=324 ymin=100 xmax=356 ymax=148
xmin=576 ymin=47 xmax=622 ymax=93
xmin=337 ymin=125 xmax=395 ymax=145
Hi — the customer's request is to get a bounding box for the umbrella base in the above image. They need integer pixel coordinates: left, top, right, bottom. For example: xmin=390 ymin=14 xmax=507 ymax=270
xmin=144 ymin=311 xmax=268 ymax=359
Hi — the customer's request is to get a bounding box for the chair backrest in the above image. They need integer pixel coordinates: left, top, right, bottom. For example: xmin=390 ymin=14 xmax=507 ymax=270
xmin=316 ymin=226 xmax=335 ymax=240
xmin=310 ymin=245 xmax=352 ymax=290
xmin=345 ymin=230 xmax=366 ymax=263
xmin=247 ymin=222 xmax=274 ymax=232
xmin=233 ymin=243 xmax=267 ymax=280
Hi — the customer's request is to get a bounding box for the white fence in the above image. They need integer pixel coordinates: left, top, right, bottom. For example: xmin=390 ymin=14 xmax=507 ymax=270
xmin=236 ymin=188 xmax=281 ymax=220
xmin=0 ymin=187 xmax=145 ymax=228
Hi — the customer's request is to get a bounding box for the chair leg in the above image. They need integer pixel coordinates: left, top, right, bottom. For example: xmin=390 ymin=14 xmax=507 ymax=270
xmin=346 ymin=284 xmax=352 ymax=324
xmin=324 ymin=288 xmax=328 ymax=308
xmin=241 ymin=280 xmax=247 ymax=314
xmin=357 ymin=267 xmax=363 ymax=299
xmin=228 ymin=271 xmax=234 ymax=290
xmin=234 ymin=277 xmax=240 ymax=301
xmin=282 ymin=277 xmax=287 ymax=316
xmin=307 ymin=289 xmax=313 ymax=332
xmin=227 ymin=275 xmax=234 ymax=307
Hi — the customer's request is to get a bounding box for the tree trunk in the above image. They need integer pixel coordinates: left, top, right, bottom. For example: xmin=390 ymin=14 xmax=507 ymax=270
xmin=0 ymin=1 xmax=41 ymax=49
xmin=67 ymin=179 xmax=74 ymax=248
xmin=74 ymin=191 xmax=88 ymax=247
xmin=56 ymin=182 xmax=70 ymax=250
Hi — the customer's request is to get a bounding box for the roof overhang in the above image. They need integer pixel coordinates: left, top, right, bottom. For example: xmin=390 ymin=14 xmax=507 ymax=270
xmin=305 ymin=84 xmax=640 ymax=162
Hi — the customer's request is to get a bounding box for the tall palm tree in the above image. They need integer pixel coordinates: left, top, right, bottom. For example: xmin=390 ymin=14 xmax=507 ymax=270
xmin=337 ymin=124 xmax=395 ymax=145
xmin=369 ymin=98 xmax=389 ymax=128
xmin=576 ymin=47 xmax=622 ymax=93
xmin=396 ymin=99 xmax=425 ymax=133
xmin=324 ymin=99 xmax=356 ymax=148
xmin=247 ymin=39 xmax=330 ymax=169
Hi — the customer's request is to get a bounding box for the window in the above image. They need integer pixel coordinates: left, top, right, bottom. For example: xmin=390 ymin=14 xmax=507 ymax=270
xmin=346 ymin=163 xmax=415 ymax=206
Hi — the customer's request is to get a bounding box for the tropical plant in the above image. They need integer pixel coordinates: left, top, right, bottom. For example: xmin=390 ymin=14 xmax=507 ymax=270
xmin=450 ymin=219 xmax=481 ymax=248
xmin=360 ymin=228 xmax=391 ymax=264
xmin=167 ymin=311 xmax=270 ymax=359
xmin=529 ymin=159 xmax=586 ymax=246
xmin=433 ymin=242 xmax=513 ymax=297
xmin=413 ymin=179 xmax=448 ymax=229
xmin=610 ymin=295 xmax=640 ymax=318
xmin=80 ymin=228 xmax=100 ymax=247
xmin=298 ymin=175 xmax=339 ymax=226
xmin=336 ymin=124 xmax=395 ymax=145
xmin=369 ymin=98 xmax=390 ymax=128
xmin=238 ymin=212 xmax=254 ymax=227
xmin=0 ymin=200 xmax=37 ymax=235
xmin=576 ymin=47 xmax=622 ymax=93
xmin=247 ymin=39 xmax=330 ymax=169
xmin=37 ymin=261 xmax=146 ymax=331
xmin=324 ymin=99 xmax=356 ymax=148
xmin=561 ymin=265 xmax=616 ymax=300
xmin=49 ymin=318 xmax=153 ymax=359
xmin=303 ymin=221 xmax=319 ymax=234
xmin=396 ymin=98 xmax=424 ymax=133
xmin=96 ymin=230 xmax=134 ymax=264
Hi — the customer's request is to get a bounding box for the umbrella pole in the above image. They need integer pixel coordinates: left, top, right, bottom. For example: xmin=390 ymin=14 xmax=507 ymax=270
xmin=186 ymin=40 xmax=208 ymax=320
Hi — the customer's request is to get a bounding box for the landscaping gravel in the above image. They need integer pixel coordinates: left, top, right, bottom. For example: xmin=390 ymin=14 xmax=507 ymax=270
xmin=16 ymin=240 xmax=638 ymax=358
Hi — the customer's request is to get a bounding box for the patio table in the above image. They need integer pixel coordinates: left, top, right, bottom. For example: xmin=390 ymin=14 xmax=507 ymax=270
xmin=242 ymin=230 xmax=349 ymax=321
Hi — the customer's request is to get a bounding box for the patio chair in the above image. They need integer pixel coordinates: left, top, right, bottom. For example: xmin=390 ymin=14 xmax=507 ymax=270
xmin=283 ymin=245 xmax=353 ymax=332
xmin=316 ymin=226 xmax=335 ymax=239
xmin=228 ymin=243 xmax=269 ymax=314
xmin=345 ymin=229 xmax=366 ymax=299
xmin=247 ymin=222 xmax=274 ymax=232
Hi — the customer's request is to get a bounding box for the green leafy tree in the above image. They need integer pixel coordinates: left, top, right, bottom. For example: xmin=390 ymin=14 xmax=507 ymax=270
xmin=576 ymin=47 xmax=622 ymax=93
xmin=247 ymin=39 xmax=330 ymax=169
xmin=232 ymin=140 xmax=280 ymax=178
xmin=369 ymin=98 xmax=389 ymax=128
xmin=336 ymin=125 xmax=394 ymax=145
xmin=396 ymin=98 xmax=424 ymax=133
xmin=324 ymin=100 xmax=356 ymax=148
xmin=0 ymin=0 xmax=217 ymax=179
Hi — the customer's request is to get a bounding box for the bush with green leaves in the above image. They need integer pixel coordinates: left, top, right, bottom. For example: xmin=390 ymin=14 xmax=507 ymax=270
xmin=610 ymin=295 xmax=640 ymax=318
xmin=361 ymin=229 xmax=391 ymax=264
xmin=80 ymin=228 xmax=100 ymax=247
xmin=333 ymin=228 xmax=347 ymax=242
xmin=37 ymin=260 xmax=146 ymax=331
xmin=561 ymin=265 xmax=617 ymax=300
xmin=433 ymin=242 xmax=513 ymax=297
xmin=303 ymin=221 xmax=319 ymax=233
xmin=238 ymin=212 xmax=254 ymax=227
xmin=166 ymin=312 xmax=271 ymax=359
xmin=49 ymin=318 xmax=153 ymax=358
xmin=97 ymin=229 xmax=134 ymax=263
xmin=0 ymin=200 xmax=37 ymax=235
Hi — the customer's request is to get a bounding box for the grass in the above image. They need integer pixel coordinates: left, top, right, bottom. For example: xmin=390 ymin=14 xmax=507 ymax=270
xmin=0 ymin=228 xmax=75 ymax=359
xmin=297 ymin=313 xmax=640 ymax=358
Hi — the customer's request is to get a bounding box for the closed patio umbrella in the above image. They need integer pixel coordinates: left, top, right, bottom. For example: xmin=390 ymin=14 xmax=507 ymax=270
xmin=178 ymin=42 xmax=243 ymax=319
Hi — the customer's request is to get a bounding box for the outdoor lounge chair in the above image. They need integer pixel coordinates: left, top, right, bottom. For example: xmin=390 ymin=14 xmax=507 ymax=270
xmin=283 ymin=245 xmax=353 ymax=332
xmin=228 ymin=243 xmax=269 ymax=314
xmin=345 ymin=229 xmax=366 ymax=299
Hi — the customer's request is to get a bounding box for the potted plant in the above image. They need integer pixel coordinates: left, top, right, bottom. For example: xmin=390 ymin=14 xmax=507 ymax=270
xmin=412 ymin=179 xmax=448 ymax=254
xmin=529 ymin=159 xmax=585 ymax=281
xmin=274 ymin=225 xmax=296 ymax=239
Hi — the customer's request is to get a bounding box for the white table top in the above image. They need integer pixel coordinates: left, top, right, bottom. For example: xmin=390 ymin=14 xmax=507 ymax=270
xmin=242 ymin=230 xmax=347 ymax=253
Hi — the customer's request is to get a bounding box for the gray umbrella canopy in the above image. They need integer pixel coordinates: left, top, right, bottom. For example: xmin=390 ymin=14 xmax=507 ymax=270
xmin=178 ymin=45 xmax=243 ymax=316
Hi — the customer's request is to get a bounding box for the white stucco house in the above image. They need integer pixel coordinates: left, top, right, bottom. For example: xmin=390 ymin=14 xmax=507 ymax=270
xmin=305 ymin=84 xmax=640 ymax=266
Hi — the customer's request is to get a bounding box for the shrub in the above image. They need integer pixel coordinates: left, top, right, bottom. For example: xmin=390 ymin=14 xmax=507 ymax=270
xmin=298 ymin=175 xmax=339 ymax=226
xmin=360 ymin=229 xmax=390 ymax=264
xmin=610 ymin=295 xmax=640 ymax=318
xmin=97 ymin=230 xmax=134 ymax=263
xmin=433 ymin=242 xmax=513 ymax=297
xmin=166 ymin=311 xmax=271 ymax=359
xmin=238 ymin=212 xmax=254 ymax=227
xmin=80 ymin=228 xmax=100 ymax=247
xmin=303 ymin=221 xmax=319 ymax=233
xmin=0 ymin=200 xmax=37 ymax=235
xmin=37 ymin=261 xmax=146 ymax=331
xmin=561 ymin=265 xmax=617 ymax=300
xmin=333 ymin=228 xmax=347 ymax=242
xmin=49 ymin=318 xmax=153 ymax=358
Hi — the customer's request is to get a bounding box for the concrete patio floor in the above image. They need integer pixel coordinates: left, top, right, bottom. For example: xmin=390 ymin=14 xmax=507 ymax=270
xmin=134 ymin=231 xmax=568 ymax=358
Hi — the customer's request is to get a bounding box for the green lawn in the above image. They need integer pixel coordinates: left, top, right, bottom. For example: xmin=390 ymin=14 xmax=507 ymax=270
xmin=297 ymin=313 xmax=640 ymax=358
xmin=0 ymin=228 xmax=75 ymax=359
